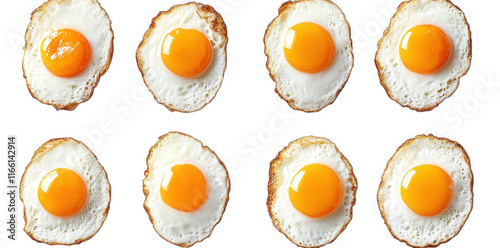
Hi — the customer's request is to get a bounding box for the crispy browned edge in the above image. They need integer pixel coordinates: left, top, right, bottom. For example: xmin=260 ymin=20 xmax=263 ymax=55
xmin=143 ymin=131 xmax=231 ymax=247
xmin=267 ymin=136 xmax=358 ymax=248
xmin=374 ymin=0 xmax=472 ymax=112
xmin=263 ymin=0 xmax=354 ymax=113
xmin=135 ymin=2 xmax=228 ymax=113
xmin=376 ymin=134 xmax=474 ymax=248
xmin=19 ymin=137 xmax=112 ymax=245
xmin=22 ymin=0 xmax=114 ymax=111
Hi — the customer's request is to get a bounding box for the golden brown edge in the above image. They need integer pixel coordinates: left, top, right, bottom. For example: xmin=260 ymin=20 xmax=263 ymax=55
xmin=135 ymin=2 xmax=228 ymax=113
xmin=263 ymin=0 xmax=354 ymax=113
xmin=267 ymin=135 xmax=358 ymax=248
xmin=19 ymin=137 xmax=112 ymax=245
xmin=376 ymin=134 xmax=474 ymax=248
xmin=374 ymin=0 xmax=472 ymax=112
xmin=143 ymin=131 xmax=231 ymax=247
xmin=22 ymin=0 xmax=114 ymax=111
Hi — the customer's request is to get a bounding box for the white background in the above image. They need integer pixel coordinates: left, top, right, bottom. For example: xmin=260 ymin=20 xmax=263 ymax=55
xmin=1 ymin=0 xmax=499 ymax=247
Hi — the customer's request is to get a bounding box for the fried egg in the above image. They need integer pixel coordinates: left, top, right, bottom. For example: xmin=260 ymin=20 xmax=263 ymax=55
xmin=143 ymin=132 xmax=230 ymax=247
xmin=264 ymin=0 xmax=353 ymax=112
xmin=20 ymin=138 xmax=111 ymax=245
xmin=378 ymin=134 xmax=473 ymax=247
xmin=267 ymin=136 xmax=357 ymax=247
xmin=23 ymin=0 xmax=113 ymax=111
xmin=375 ymin=0 xmax=471 ymax=111
xmin=136 ymin=3 xmax=227 ymax=113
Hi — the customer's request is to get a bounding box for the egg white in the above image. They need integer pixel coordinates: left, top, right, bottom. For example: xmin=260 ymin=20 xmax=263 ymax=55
xmin=268 ymin=136 xmax=357 ymax=248
xmin=20 ymin=138 xmax=111 ymax=245
xmin=378 ymin=134 xmax=473 ymax=247
xmin=23 ymin=0 xmax=113 ymax=110
xmin=375 ymin=0 xmax=471 ymax=111
xmin=136 ymin=3 xmax=227 ymax=113
xmin=264 ymin=0 xmax=353 ymax=112
xmin=143 ymin=132 xmax=230 ymax=247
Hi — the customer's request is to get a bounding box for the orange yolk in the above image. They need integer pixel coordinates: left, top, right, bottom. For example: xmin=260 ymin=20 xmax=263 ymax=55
xmin=40 ymin=29 xmax=92 ymax=78
xmin=160 ymin=164 xmax=208 ymax=212
xmin=400 ymin=164 xmax=454 ymax=216
xmin=289 ymin=163 xmax=343 ymax=218
xmin=161 ymin=28 xmax=212 ymax=77
xmin=283 ymin=22 xmax=335 ymax=73
xmin=399 ymin=25 xmax=453 ymax=74
xmin=37 ymin=168 xmax=87 ymax=217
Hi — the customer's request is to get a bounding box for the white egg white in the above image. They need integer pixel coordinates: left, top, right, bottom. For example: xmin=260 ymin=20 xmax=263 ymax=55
xmin=268 ymin=136 xmax=357 ymax=248
xmin=23 ymin=0 xmax=113 ymax=110
xmin=136 ymin=3 xmax=227 ymax=113
xmin=20 ymin=138 xmax=111 ymax=245
xmin=376 ymin=0 xmax=471 ymax=111
xmin=143 ymin=132 xmax=230 ymax=247
xmin=264 ymin=0 xmax=353 ymax=112
xmin=378 ymin=134 xmax=473 ymax=247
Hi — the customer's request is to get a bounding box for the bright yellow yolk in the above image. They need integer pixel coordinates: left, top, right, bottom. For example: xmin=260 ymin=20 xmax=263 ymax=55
xmin=289 ymin=163 xmax=343 ymax=218
xmin=283 ymin=22 xmax=335 ymax=73
xmin=399 ymin=25 xmax=453 ymax=74
xmin=161 ymin=28 xmax=212 ymax=77
xmin=160 ymin=164 xmax=208 ymax=212
xmin=40 ymin=29 xmax=92 ymax=78
xmin=401 ymin=164 xmax=454 ymax=216
xmin=37 ymin=168 xmax=87 ymax=217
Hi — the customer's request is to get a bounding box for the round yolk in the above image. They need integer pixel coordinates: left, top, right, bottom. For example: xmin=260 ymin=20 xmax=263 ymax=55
xmin=289 ymin=163 xmax=343 ymax=218
xmin=161 ymin=28 xmax=212 ymax=77
xmin=399 ymin=25 xmax=453 ymax=74
xmin=37 ymin=168 xmax=87 ymax=217
xmin=160 ymin=164 xmax=208 ymax=212
xmin=40 ymin=29 xmax=92 ymax=78
xmin=283 ymin=22 xmax=335 ymax=73
xmin=400 ymin=164 xmax=454 ymax=216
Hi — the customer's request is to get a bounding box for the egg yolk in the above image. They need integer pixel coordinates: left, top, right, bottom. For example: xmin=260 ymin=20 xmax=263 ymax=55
xmin=400 ymin=164 xmax=454 ymax=217
xmin=40 ymin=29 xmax=92 ymax=78
xmin=399 ymin=25 xmax=453 ymax=74
xmin=283 ymin=22 xmax=335 ymax=73
xmin=289 ymin=163 xmax=343 ymax=218
xmin=37 ymin=168 xmax=87 ymax=217
xmin=160 ymin=164 xmax=208 ymax=212
xmin=161 ymin=28 xmax=212 ymax=77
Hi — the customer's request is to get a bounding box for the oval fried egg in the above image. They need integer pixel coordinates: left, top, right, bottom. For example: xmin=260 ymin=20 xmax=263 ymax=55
xmin=23 ymin=0 xmax=113 ymax=110
xmin=20 ymin=138 xmax=111 ymax=245
xmin=143 ymin=132 xmax=230 ymax=247
xmin=375 ymin=0 xmax=471 ymax=111
xmin=136 ymin=3 xmax=227 ymax=113
xmin=264 ymin=0 xmax=354 ymax=112
xmin=378 ymin=134 xmax=473 ymax=247
xmin=267 ymin=136 xmax=357 ymax=247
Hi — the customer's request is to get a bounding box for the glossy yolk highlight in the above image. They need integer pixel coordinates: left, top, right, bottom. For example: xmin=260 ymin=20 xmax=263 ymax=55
xmin=283 ymin=22 xmax=335 ymax=73
xmin=40 ymin=29 xmax=92 ymax=78
xmin=401 ymin=164 xmax=454 ymax=217
xmin=161 ymin=28 xmax=212 ymax=77
xmin=289 ymin=163 xmax=343 ymax=218
xmin=160 ymin=164 xmax=208 ymax=212
xmin=399 ymin=25 xmax=453 ymax=74
xmin=37 ymin=168 xmax=87 ymax=217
